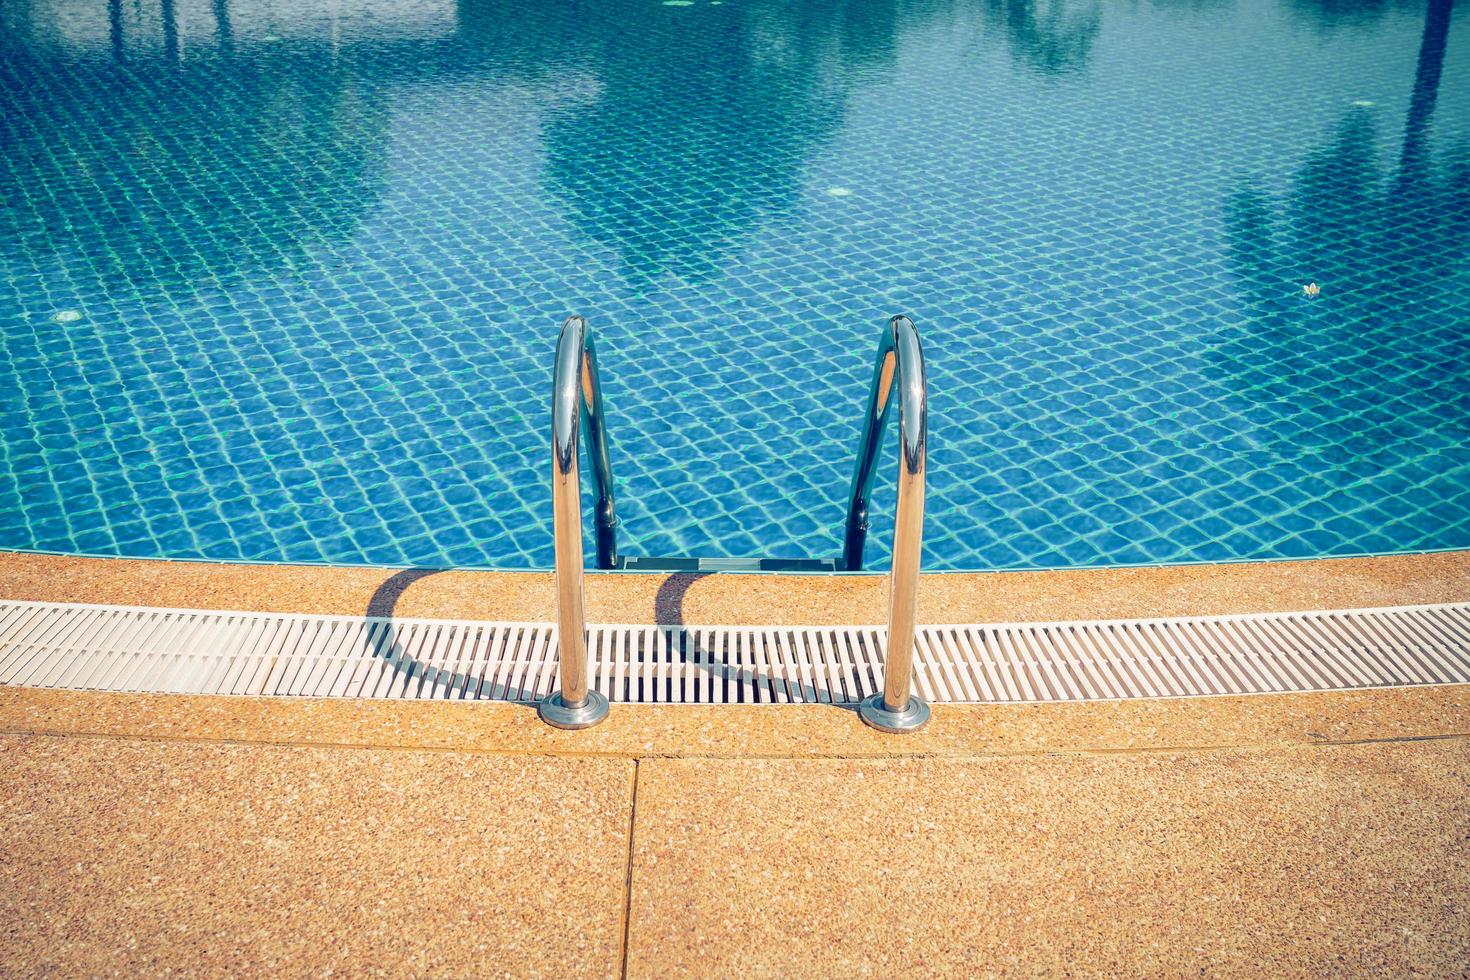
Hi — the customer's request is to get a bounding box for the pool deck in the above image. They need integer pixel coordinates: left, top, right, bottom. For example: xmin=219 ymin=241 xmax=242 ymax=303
xmin=2 ymin=549 xmax=1469 ymax=975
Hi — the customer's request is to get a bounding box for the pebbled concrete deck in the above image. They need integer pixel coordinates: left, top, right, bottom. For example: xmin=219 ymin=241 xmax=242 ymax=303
xmin=3 ymin=549 xmax=1468 ymax=975
xmin=629 ymin=743 xmax=1470 ymax=977
xmin=1 ymin=735 xmax=634 ymax=977
xmin=2 ymin=685 xmax=1468 ymax=977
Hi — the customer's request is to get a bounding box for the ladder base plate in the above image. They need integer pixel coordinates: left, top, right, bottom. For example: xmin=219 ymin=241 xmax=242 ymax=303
xmin=614 ymin=556 xmax=842 ymax=572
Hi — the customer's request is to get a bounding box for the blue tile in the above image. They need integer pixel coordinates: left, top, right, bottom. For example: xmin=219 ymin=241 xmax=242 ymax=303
xmin=1 ymin=0 xmax=1467 ymax=571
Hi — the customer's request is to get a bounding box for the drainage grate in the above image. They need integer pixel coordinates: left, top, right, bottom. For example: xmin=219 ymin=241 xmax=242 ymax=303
xmin=0 ymin=600 xmax=1467 ymax=704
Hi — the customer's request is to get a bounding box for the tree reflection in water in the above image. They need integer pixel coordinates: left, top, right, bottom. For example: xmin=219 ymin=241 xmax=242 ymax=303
xmin=1222 ymin=0 xmax=1469 ymax=451
xmin=457 ymin=0 xmax=1105 ymax=278
xmin=0 ymin=1 xmax=389 ymax=295
xmin=1 ymin=0 xmax=1111 ymax=289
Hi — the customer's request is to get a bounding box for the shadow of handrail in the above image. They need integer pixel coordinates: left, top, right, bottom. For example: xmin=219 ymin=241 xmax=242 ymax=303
xmin=356 ymin=567 xmax=868 ymax=705
xmin=647 ymin=571 xmax=868 ymax=706
xmin=361 ymin=568 xmax=534 ymax=704
xmin=652 ymin=572 xmax=709 ymax=626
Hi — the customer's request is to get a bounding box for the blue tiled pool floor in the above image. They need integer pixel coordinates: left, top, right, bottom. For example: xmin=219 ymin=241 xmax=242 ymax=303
xmin=1 ymin=0 xmax=1468 ymax=570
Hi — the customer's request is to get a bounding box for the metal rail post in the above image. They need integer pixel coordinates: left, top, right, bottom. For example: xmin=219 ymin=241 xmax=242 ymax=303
xmin=539 ymin=315 xmax=616 ymax=729
xmin=845 ymin=316 xmax=930 ymax=733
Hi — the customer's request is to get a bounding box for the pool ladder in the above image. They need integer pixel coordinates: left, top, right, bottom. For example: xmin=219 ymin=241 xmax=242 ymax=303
xmin=540 ymin=315 xmax=929 ymax=734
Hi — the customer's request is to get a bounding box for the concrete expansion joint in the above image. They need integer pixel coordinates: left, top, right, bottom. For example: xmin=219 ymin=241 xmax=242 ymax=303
xmin=5 ymin=724 xmax=1470 ymax=763
xmin=618 ymin=759 xmax=641 ymax=980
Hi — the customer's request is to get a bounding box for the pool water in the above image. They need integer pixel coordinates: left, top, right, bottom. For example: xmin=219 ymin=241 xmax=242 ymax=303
xmin=2 ymin=0 xmax=1468 ymax=570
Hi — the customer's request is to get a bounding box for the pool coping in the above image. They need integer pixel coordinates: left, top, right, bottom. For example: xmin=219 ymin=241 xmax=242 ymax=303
xmin=2 ymin=548 xmax=1467 ymax=625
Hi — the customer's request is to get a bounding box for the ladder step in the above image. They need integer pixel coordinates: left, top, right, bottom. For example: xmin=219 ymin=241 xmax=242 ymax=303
xmin=615 ymin=556 xmax=842 ymax=573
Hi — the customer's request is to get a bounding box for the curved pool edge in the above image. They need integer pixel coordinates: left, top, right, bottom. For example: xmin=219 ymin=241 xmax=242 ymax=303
xmin=2 ymin=547 xmax=1467 ymax=625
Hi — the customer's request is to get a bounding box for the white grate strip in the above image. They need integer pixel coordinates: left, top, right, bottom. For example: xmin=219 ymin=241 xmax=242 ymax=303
xmin=0 ymin=600 xmax=1467 ymax=704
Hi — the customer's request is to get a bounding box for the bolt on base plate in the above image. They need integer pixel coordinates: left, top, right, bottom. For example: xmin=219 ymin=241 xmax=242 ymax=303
xmin=538 ymin=690 xmax=610 ymax=730
xmin=857 ymin=692 xmax=931 ymax=733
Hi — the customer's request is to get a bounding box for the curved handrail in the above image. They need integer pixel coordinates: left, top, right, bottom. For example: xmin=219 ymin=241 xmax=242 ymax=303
xmin=843 ymin=315 xmax=928 ymax=726
xmin=544 ymin=315 xmax=618 ymax=727
xmin=552 ymin=316 xmax=619 ymax=571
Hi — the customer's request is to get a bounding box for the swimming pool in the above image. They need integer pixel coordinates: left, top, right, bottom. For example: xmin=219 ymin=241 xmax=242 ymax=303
xmin=2 ymin=0 xmax=1468 ymax=571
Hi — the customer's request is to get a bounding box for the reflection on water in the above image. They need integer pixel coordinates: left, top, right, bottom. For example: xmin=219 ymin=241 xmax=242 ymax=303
xmin=0 ymin=0 xmax=1468 ymax=569
xmin=984 ymin=0 xmax=1100 ymax=75
xmin=1216 ymin=0 xmax=1468 ymax=573
xmin=1400 ymin=0 xmax=1456 ymax=182
xmin=1 ymin=0 xmax=1118 ymax=284
xmin=463 ymin=0 xmax=1106 ymax=275
xmin=1222 ymin=111 xmax=1470 ymax=433
xmin=468 ymin=0 xmax=900 ymax=278
xmin=1286 ymin=0 xmax=1422 ymax=30
xmin=1222 ymin=0 xmax=1467 ymax=433
xmin=0 ymin=9 xmax=388 ymax=292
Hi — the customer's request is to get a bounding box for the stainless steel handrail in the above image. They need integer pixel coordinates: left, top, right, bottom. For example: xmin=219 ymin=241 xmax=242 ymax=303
xmin=846 ymin=315 xmax=930 ymax=733
xmin=538 ymin=315 xmax=616 ymax=730
xmin=540 ymin=313 xmax=928 ymax=733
